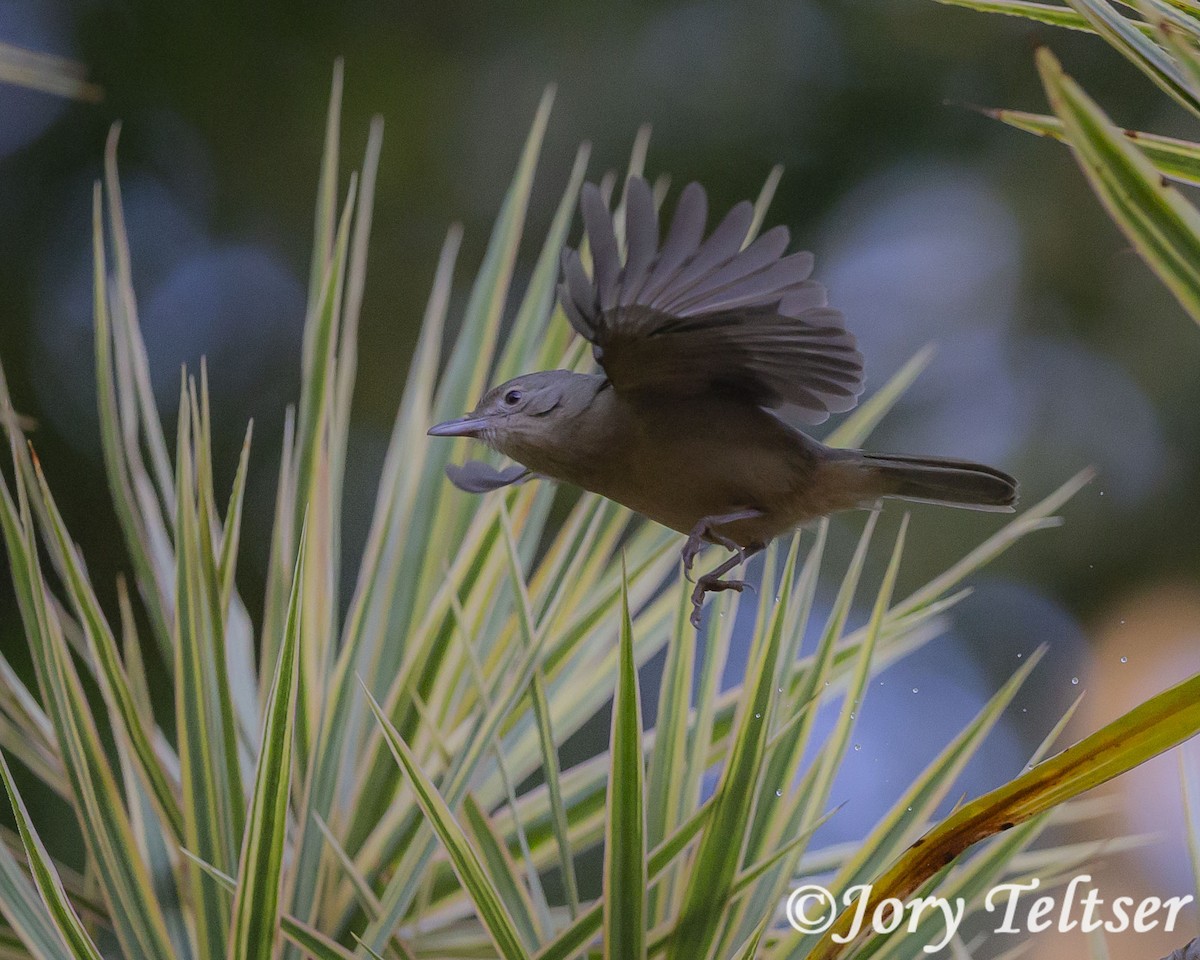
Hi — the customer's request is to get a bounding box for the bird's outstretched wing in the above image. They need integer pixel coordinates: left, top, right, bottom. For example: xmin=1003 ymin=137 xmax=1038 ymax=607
xmin=445 ymin=461 xmax=532 ymax=493
xmin=557 ymin=177 xmax=864 ymax=423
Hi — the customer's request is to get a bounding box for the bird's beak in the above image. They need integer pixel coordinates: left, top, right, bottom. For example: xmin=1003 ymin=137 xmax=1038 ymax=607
xmin=427 ymin=415 xmax=489 ymax=438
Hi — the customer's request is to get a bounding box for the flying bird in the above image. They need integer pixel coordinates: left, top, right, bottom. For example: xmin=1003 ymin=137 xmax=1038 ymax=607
xmin=429 ymin=176 xmax=1017 ymax=627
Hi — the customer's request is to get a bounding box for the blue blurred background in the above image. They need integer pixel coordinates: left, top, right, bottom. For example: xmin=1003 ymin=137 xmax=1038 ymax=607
xmin=1 ymin=1 xmax=1199 ymax=957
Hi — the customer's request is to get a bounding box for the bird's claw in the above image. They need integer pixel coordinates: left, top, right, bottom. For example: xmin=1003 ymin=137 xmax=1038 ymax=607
xmin=682 ymin=521 xmax=744 ymax=577
xmin=682 ymin=514 xmax=764 ymax=628
xmin=726 ymin=540 xmax=747 ymax=565
xmin=689 ymin=576 xmax=756 ymax=628
xmin=681 ymin=531 xmax=706 ymax=579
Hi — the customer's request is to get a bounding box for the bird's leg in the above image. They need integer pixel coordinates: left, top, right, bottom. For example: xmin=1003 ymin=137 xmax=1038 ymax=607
xmin=680 ymin=508 xmax=765 ymax=580
xmin=690 ymin=542 xmax=765 ymax=629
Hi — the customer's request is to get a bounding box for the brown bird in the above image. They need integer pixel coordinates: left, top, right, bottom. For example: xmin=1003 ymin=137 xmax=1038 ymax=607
xmin=429 ymin=177 xmax=1017 ymax=627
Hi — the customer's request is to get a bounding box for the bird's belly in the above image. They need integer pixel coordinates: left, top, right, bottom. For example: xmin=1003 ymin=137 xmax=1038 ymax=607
xmin=582 ymin=402 xmax=826 ymax=546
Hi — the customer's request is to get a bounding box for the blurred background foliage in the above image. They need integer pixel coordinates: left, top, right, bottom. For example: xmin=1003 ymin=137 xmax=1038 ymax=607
xmin=0 ymin=1 xmax=1198 ymax=957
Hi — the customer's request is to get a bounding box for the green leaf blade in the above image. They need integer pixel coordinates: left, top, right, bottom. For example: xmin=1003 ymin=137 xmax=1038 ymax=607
xmin=1038 ymin=47 xmax=1200 ymax=325
xmin=603 ymin=573 xmax=646 ymax=960
xmin=0 ymin=749 xmax=103 ymax=960
xmin=366 ymin=688 xmax=533 ymax=960
xmin=228 ymin=529 xmax=306 ymax=960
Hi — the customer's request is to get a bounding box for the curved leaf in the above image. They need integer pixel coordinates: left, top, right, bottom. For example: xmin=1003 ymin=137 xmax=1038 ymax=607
xmin=1038 ymin=47 xmax=1200 ymax=325
xmin=228 ymin=529 xmax=306 ymax=960
xmin=806 ymin=666 xmax=1200 ymax=959
xmin=603 ymin=573 xmax=645 ymax=960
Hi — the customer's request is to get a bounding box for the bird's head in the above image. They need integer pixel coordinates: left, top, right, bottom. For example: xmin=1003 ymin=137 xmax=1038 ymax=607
xmin=427 ymin=370 xmax=579 ymax=459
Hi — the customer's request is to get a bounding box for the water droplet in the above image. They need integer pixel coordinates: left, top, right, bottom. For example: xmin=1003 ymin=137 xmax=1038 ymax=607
xmin=754 ymin=712 xmax=762 ymax=719
xmin=1120 ymin=656 xmax=1128 ymax=664
xmin=1071 ymin=677 xmax=1079 ymax=685
xmin=849 ymin=712 xmax=856 ymax=720
xmin=853 ymin=743 xmax=861 ymax=751
xmin=907 ymin=806 xmax=913 ymax=812
xmin=775 ymin=789 xmax=783 ymax=797
xmin=912 ymin=687 xmax=919 ymax=694
xmin=824 ymin=681 xmax=830 ymax=687
xmin=1120 ymin=619 xmax=1126 ymax=625
xmin=1016 ymin=652 xmax=1022 ymax=659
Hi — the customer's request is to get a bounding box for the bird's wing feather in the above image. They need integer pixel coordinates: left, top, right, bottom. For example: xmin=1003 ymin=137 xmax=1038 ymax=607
xmin=558 ymin=177 xmax=864 ymax=423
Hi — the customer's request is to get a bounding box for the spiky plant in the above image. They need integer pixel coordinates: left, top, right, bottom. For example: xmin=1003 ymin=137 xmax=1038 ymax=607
xmin=0 ymin=61 xmax=1197 ymax=960
xmin=934 ymin=0 xmax=1200 ymax=329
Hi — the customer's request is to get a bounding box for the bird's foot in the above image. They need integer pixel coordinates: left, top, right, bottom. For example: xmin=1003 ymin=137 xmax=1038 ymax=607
xmin=689 ymin=575 xmax=757 ymax=629
xmin=681 ymin=514 xmax=753 ymax=580
xmin=686 ymin=536 xmax=766 ymax=629
xmin=680 ymin=531 xmax=704 ymax=582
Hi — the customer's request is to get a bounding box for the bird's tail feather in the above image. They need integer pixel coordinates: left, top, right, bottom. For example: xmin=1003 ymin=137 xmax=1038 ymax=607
xmin=863 ymin=453 xmax=1018 ymax=512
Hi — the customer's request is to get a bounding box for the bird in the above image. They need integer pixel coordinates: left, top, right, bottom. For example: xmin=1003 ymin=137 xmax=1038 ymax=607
xmin=428 ymin=176 xmax=1017 ymax=627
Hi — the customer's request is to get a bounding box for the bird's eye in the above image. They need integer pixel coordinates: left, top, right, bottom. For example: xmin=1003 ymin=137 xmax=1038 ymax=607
xmin=503 ymin=389 xmax=523 ymax=406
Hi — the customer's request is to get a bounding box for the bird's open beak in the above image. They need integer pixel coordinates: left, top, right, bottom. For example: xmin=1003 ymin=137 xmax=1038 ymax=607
xmin=427 ymin=416 xmax=489 ymax=438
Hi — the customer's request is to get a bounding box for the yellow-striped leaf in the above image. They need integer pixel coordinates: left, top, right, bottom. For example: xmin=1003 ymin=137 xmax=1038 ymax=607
xmin=987 ymin=107 xmax=1200 ymax=186
xmin=603 ymin=573 xmax=646 ymax=960
xmin=1038 ymin=47 xmax=1200 ymax=325
xmin=806 ymin=665 xmax=1200 ymax=959
xmin=0 ymin=748 xmax=98 ymax=960
xmin=228 ymin=528 xmax=306 ymax=960
xmin=366 ymin=687 xmax=533 ymax=960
